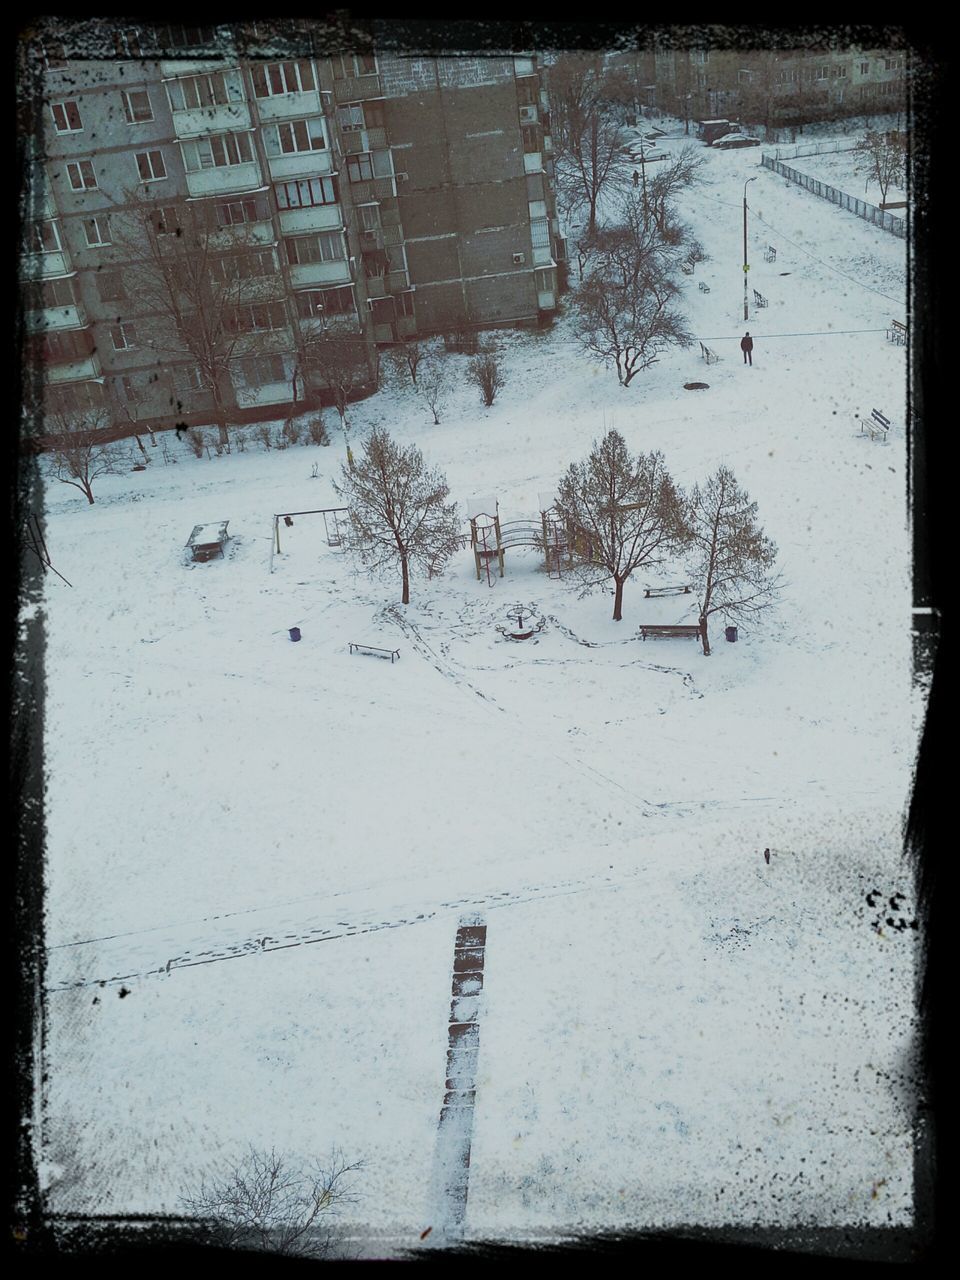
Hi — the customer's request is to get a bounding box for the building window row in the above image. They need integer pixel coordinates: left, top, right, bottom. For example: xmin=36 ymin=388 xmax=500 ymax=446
xmin=251 ymin=60 xmax=317 ymax=97
xmin=167 ymin=70 xmax=245 ymax=112
xmin=274 ymin=175 xmax=339 ymax=209
xmin=263 ymin=117 xmax=327 ymax=156
xmin=227 ymin=300 xmax=287 ymax=332
xmin=284 ymin=230 xmax=346 ymax=264
xmin=181 ymin=132 xmax=254 ymax=171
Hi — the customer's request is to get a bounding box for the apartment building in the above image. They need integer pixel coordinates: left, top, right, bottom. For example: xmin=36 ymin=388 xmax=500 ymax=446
xmin=21 ymin=24 xmax=560 ymax=431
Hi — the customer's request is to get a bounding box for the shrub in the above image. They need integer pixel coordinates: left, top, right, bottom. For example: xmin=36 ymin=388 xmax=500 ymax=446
xmin=255 ymin=423 xmax=273 ymax=451
xmin=466 ymin=351 xmax=505 ymax=407
xmin=185 ymin=428 xmax=205 ymax=458
xmin=307 ymin=412 xmax=330 ymax=446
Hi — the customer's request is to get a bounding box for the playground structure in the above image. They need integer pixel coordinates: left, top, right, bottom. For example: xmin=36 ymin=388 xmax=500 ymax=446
xmin=466 ymin=494 xmax=590 ymax=586
xmin=271 ymin=506 xmax=349 ymax=572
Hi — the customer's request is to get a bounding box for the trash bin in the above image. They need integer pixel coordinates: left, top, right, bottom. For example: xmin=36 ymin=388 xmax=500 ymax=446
xmin=289 ymin=627 xmax=301 ymax=642
xmin=725 ymin=625 xmax=738 ymax=643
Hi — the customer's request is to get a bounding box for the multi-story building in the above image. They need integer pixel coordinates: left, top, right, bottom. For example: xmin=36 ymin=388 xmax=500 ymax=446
xmin=20 ymin=23 xmax=560 ymax=432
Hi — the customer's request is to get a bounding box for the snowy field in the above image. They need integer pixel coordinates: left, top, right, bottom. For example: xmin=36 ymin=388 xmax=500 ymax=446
xmin=34 ymin=112 xmax=920 ymax=1252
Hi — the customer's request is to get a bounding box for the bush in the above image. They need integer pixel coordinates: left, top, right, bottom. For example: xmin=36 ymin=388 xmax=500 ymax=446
xmin=443 ymin=325 xmax=480 ymax=355
xmin=307 ymin=412 xmax=330 ymax=446
xmin=466 ymin=351 xmax=505 ymax=407
xmin=185 ymin=428 xmax=205 ymax=458
xmin=255 ymin=422 xmax=273 ymax=451
xmin=282 ymin=417 xmax=304 ymax=448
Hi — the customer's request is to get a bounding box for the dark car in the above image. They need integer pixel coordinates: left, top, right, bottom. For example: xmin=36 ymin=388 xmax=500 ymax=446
xmin=712 ymin=134 xmax=761 ymax=150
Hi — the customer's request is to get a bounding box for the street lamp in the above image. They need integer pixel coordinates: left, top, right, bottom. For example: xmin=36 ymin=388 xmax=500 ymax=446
xmin=743 ymin=176 xmax=757 ymax=322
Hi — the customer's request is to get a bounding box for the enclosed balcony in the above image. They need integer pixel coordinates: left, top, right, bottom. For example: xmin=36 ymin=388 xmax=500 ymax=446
xmin=170 ymin=100 xmax=252 ymax=139
xmin=523 ymin=152 xmax=543 ymax=174
xmin=161 ymin=59 xmax=229 ymax=78
xmin=256 ymin=88 xmax=323 ymax=121
xmin=278 ymin=204 xmax=342 ymax=235
xmin=287 ymin=259 xmax=352 ymax=289
xmin=46 ymin=352 xmax=102 ymax=384
xmin=184 ymin=160 xmax=263 ymax=198
xmin=265 ymin=148 xmax=335 ymax=183
xmin=332 ymin=74 xmax=383 ymax=103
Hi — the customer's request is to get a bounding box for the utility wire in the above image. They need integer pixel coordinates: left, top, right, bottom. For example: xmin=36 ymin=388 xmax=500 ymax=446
xmin=698 ymin=328 xmax=890 ymax=341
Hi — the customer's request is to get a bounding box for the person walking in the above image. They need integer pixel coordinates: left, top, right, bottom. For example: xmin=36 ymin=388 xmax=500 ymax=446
xmin=632 ymin=169 xmax=640 ymax=188
xmin=741 ymin=332 xmax=754 ymax=366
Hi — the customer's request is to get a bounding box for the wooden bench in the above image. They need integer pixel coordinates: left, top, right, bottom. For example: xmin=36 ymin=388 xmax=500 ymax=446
xmin=698 ymin=280 xmax=710 ymax=293
xmin=186 ymin=520 xmax=230 ymax=562
xmin=349 ymin=642 xmax=400 ymax=663
xmin=752 ymin=289 xmax=768 ymax=308
xmin=644 ymin=584 xmax=692 ymax=598
xmin=886 ymin=319 xmax=907 ymax=346
xmin=639 ymin=624 xmax=702 ymax=641
xmin=857 ymin=409 xmax=891 ymax=442
xmin=699 ymin=341 xmax=718 ymax=365
xmin=764 ymin=245 xmax=777 ymax=262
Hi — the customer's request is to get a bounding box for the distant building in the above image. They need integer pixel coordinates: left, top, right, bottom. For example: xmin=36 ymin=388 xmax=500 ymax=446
xmin=21 ymin=23 xmax=560 ymax=432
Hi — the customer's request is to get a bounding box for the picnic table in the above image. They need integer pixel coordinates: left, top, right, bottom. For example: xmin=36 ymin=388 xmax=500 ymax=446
xmin=186 ymin=521 xmax=230 ymax=561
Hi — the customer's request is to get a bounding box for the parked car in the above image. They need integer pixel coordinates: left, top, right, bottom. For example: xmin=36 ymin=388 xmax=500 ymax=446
xmin=628 ymin=147 xmax=668 ymax=163
xmin=712 ymin=134 xmax=761 ymax=150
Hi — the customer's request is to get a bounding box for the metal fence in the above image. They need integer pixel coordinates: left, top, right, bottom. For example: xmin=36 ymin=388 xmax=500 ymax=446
xmin=761 ymin=154 xmax=906 ymax=238
xmin=763 ymin=139 xmax=859 ymax=162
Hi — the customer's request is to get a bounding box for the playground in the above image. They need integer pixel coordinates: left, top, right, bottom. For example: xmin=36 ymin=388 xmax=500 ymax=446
xmin=35 ymin=115 xmax=919 ymax=1245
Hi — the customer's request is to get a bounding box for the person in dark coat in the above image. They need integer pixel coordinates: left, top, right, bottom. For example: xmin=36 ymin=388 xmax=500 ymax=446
xmin=632 ymin=169 xmax=640 ymax=188
xmin=741 ymin=332 xmax=754 ymax=365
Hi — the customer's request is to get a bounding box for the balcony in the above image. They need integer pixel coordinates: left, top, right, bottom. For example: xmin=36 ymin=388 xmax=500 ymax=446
xmin=256 ymin=89 xmax=322 ymax=121
xmin=161 ymin=58 xmax=229 ymax=77
xmin=46 ymin=352 xmax=102 ymax=383
xmin=24 ymin=303 xmax=86 ymax=333
xmin=538 ymin=289 xmax=556 ymax=310
xmin=386 ymin=268 xmax=409 ymax=292
xmin=397 ymin=314 xmax=417 ymax=339
xmin=278 ymin=204 xmax=342 ymax=235
xmin=288 ymin=259 xmax=352 ymax=288
xmin=364 ymin=275 xmax=387 ymax=298
xmin=265 ymin=149 xmax=335 ymax=182
xmin=171 ymin=101 xmax=252 ymax=139
xmin=332 ymin=74 xmax=384 ymax=103
xmin=347 ymin=176 xmax=396 ymax=203
xmin=382 ymin=224 xmax=404 ymax=248
xmin=207 ymin=218 xmax=277 ymax=250
xmin=340 ymin=125 xmax=388 ymax=154
xmin=543 ymin=133 xmax=553 ymax=153
xmin=523 ymin=152 xmax=543 ymax=174
xmin=22 ymin=249 xmax=71 ymax=280
xmin=532 ymin=244 xmax=553 ymax=266
xmin=184 ymin=160 xmax=263 ymax=198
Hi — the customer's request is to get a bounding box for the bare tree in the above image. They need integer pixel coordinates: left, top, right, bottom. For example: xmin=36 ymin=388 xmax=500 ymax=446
xmin=575 ymin=232 xmax=692 ymax=386
xmin=854 ymin=129 xmax=907 ymax=206
xmin=386 ymin=340 xmax=426 ymax=387
xmin=111 ymin=196 xmax=280 ymax=447
xmin=45 ymin=404 xmax=119 ymax=505
xmin=549 ymin=52 xmax=628 ymax=233
xmin=333 ymin=426 xmax=462 ymax=605
xmin=466 ymin=350 xmax=505 ymax=407
xmin=555 ymin=430 xmax=689 ymax=621
xmin=300 ymin=330 xmax=373 ymax=432
xmin=417 ymin=354 xmax=452 ymax=424
xmin=181 ymin=1146 xmax=363 ymax=1258
xmin=642 ymin=146 xmax=707 ymax=235
xmin=687 ymin=465 xmax=782 ymax=656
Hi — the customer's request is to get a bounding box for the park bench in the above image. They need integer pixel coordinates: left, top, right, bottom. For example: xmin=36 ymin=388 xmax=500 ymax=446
xmin=698 ymin=280 xmax=711 ymax=293
xmin=886 ymin=319 xmax=907 ymax=346
xmin=349 ymin=642 xmax=400 ymax=663
xmin=644 ymin=584 xmax=692 ymax=598
xmin=764 ymin=245 xmax=777 ymax=262
xmin=752 ymin=289 xmax=768 ymax=308
xmin=856 ymin=409 xmax=891 ymax=443
xmin=186 ymin=520 xmax=230 ymax=562
xmin=681 ymin=262 xmax=695 ymax=275
xmin=699 ymin=341 xmax=719 ymax=365
xmin=639 ymin=624 xmax=702 ymax=641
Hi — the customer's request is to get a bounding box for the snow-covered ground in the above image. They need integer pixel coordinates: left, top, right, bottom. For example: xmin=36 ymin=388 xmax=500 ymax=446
xmin=34 ymin=110 xmax=919 ymax=1253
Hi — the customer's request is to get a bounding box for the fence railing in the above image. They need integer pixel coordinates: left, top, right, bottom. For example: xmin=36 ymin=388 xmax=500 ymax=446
xmin=761 ymin=155 xmax=906 ymax=238
xmin=763 ymin=139 xmax=860 ymax=162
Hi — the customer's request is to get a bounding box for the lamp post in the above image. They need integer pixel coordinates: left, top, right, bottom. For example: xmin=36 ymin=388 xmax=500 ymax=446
xmin=743 ymin=176 xmax=757 ymax=322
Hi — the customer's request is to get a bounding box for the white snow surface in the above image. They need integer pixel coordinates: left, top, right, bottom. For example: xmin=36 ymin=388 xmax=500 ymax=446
xmin=36 ymin=117 xmax=920 ymax=1253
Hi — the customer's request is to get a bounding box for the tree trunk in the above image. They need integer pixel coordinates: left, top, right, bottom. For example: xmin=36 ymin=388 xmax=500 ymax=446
xmin=83 ymin=482 xmax=95 ymax=505
xmin=700 ymin=613 xmax=711 ymax=656
xmin=401 ymin=553 xmax=410 ymax=605
xmin=612 ymin=577 xmax=624 ymax=621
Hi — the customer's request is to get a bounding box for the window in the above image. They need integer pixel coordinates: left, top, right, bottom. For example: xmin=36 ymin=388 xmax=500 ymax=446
xmin=43 ymin=328 xmax=95 ymax=361
xmin=346 ymin=153 xmax=374 ymax=183
xmin=530 ymin=218 xmax=550 ymax=249
xmin=860 ymin=61 xmax=870 ymax=74
xmin=83 ymin=215 xmax=111 ymax=247
xmin=357 ymin=203 xmax=380 ymax=231
xmin=209 ymin=249 xmax=276 ymax=281
xmin=517 ymin=79 xmax=538 ymax=107
xmin=227 ymin=301 xmax=287 ymax=332
xmin=154 ymin=205 xmax=182 ymax=235
xmin=135 ymin=150 xmax=167 ymax=182
xmin=214 ymin=195 xmax=269 ymax=225
xmin=331 ymin=54 xmax=377 ymax=79
xmin=122 ymin=89 xmax=153 ymax=123
xmin=251 ymin=60 xmax=316 ymax=97
xmin=110 ymin=322 xmax=139 ymax=351
xmin=528 ymin=199 xmax=547 ymax=219
xmin=157 ymin=25 xmax=218 ymax=50
xmin=284 ymin=231 xmax=345 ymax=265
xmin=115 ymin=28 xmax=141 ymax=59
xmin=96 ymin=270 xmax=125 ymax=301
xmin=181 ymin=132 xmax=254 ymax=171
xmin=884 ymin=56 xmax=903 ymax=71
xmin=737 ymin=69 xmax=754 ymax=84
xmin=833 ymin=65 xmax=847 ymax=78
xmin=263 ymin=116 xmax=326 ymax=156
xmin=172 ymin=364 xmax=210 ymax=393
xmin=51 ymin=100 xmax=82 ymax=132
xmin=166 ymin=70 xmax=244 ymax=111
xmin=31 ymin=220 xmax=61 ymax=253
xmin=41 ymin=277 xmax=76 ymax=308
xmin=295 ymin=287 xmax=354 ymax=319
xmin=520 ymin=124 xmax=540 ymax=154
xmin=275 ymin=175 xmax=338 ymax=209
xmin=42 ymin=42 xmax=67 ymax=70
xmin=236 ymin=353 xmax=287 ymax=386
xmin=66 ymin=159 xmax=97 ymax=191
xmin=814 ymin=65 xmax=829 ymax=80
xmin=337 ymin=100 xmax=385 ymax=132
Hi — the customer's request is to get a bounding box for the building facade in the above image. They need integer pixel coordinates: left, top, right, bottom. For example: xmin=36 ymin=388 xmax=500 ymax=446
xmin=21 ymin=24 xmax=560 ymax=432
